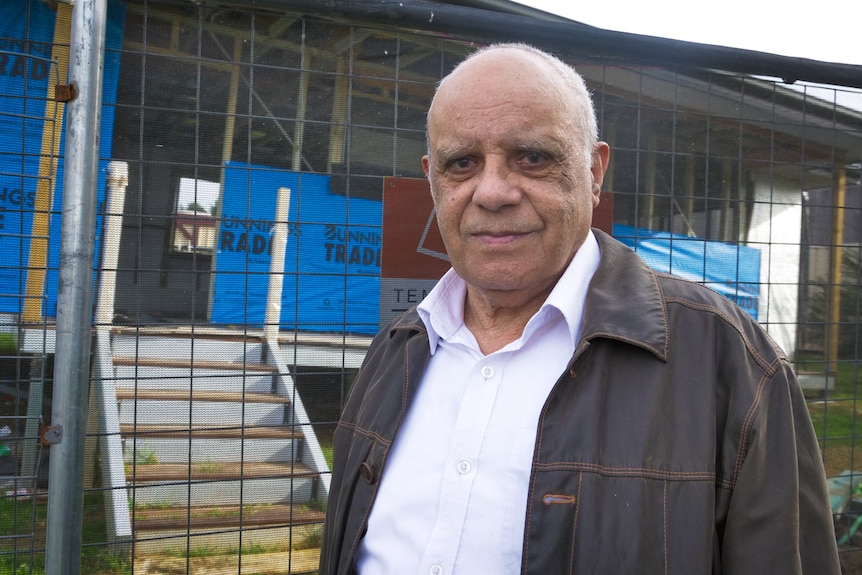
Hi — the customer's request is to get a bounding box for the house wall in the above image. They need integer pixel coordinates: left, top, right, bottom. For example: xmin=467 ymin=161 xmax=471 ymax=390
xmin=747 ymin=174 xmax=804 ymax=357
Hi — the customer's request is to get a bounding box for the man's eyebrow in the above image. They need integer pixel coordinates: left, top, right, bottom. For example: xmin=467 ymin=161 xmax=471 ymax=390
xmin=433 ymin=145 xmax=474 ymax=162
xmin=515 ymin=138 xmax=567 ymax=154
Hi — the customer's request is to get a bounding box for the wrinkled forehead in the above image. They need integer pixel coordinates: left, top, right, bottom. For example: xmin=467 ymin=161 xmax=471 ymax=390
xmin=430 ymin=51 xmax=573 ymax=125
xmin=433 ymin=49 xmax=565 ymax=109
xmin=427 ymin=52 xmax=576 ymax=149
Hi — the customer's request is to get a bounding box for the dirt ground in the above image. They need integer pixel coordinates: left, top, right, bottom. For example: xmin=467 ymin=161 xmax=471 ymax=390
xmin=842 ymin=549 xmax=862 ymax=575
xmin=129 ymin=548 xmax=320 ymax=575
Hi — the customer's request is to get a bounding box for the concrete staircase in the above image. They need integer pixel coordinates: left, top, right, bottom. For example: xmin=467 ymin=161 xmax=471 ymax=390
xmin=97 ymin=329 xmax=329 ymax=560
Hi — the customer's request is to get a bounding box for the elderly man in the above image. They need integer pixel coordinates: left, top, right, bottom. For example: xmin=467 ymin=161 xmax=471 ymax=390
xmin=319 ymin=44 xmax=840 ymax=574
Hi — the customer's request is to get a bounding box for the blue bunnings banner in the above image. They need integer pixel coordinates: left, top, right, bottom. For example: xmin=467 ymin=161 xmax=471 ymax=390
xmin=210 ymin=162 xmax=383 ymax=334
xmin=0 ymin=0 xmax=125 ymax=317
xmin=613 ymin=224 xmax=761 ymax=319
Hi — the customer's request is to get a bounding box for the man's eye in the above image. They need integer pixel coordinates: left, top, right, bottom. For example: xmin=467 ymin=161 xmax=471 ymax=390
xmin=449 ymin=157 xmax=474 ymax=170
xmin=522 ymin=151 xmax=550 ymax=166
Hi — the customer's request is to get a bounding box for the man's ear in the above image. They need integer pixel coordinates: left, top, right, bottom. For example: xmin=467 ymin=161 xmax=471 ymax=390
xmin=590 ymin=142 xmax=611 ymax=205
xmin=422 ymin=155 xmax=431 ymax=179
xmin=422 ymin=155 xmax=438 ymax=207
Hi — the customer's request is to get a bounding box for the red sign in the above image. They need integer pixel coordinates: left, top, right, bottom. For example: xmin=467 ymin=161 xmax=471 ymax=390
xmin=379 ymin=176 xmax=615 ymax=326
xmin=381 ymin=177 xmax=614 ymax=278
xmin=381 ymin=177 xmax=451 ymax=280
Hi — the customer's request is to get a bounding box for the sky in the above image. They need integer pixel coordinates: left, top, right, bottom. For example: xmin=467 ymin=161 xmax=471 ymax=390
xmin=177 ymin=177 xmax=220 ymax=213
xmin=517 ymin=0 xmax=862 ymax=66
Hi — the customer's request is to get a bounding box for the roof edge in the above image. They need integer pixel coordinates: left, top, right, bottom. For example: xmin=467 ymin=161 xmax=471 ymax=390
xmin=155 ymin=0 xmax=862 ymax=89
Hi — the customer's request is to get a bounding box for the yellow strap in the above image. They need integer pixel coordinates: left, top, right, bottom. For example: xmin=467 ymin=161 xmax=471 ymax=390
xmin=23 ymin=3 xmax=71 ymax=322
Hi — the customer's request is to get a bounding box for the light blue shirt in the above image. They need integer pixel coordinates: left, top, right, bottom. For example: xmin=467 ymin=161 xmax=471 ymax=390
xmin=355 ymin=231 xmax=600 ymax=575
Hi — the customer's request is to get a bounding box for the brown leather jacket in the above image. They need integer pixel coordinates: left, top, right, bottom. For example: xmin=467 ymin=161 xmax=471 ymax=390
xmin=319 ymin=229 xmax=840 ymax=574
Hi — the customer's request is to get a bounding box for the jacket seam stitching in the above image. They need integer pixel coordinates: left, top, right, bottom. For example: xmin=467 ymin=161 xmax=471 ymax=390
xmin=347 ymin=482 xmax=378 ymax=573
xmin=570 ymin=470 xmax=582 ymax=575
xmin=663 ymin=295 xmax=777 ymax=374
xmin=335 ymin=420 xmax=393 ymax=447
xmin=663 ymin=479 xmax=669 ymax=575
xmin=533 ymin=462 xmax=716 ymax=481
xmin=653 ymin=268 xmax=671 ymax=357
xmin=730 ymin=360 xmax=779 ymax=487
xmin=585 ymin=331 xmax=666 ymax=359
xmin=523 ymin=456 xmax=537 ymax=573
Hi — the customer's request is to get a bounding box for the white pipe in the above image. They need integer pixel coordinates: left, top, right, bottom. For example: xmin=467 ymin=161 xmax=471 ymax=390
xmin=95 ymin=161 xmax=128 ymax=326
xmin=264 ymin=187 xmax=291 ymax=342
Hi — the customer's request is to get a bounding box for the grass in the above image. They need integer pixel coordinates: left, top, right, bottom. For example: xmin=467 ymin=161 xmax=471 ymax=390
xmin=797 ymin=353 xmax=862 ymax=476
xmin=163 ymin=541 xmax=283 ymax=558
xmin=320 ymin=442 xmax=333 ymax=470
xmin=0 ymin=490 xmax=132 ymax=575
xmin=196 ymin=460 xmax=220 ymax=474
xmin=0 ymin=430 xmax=333 ymax=570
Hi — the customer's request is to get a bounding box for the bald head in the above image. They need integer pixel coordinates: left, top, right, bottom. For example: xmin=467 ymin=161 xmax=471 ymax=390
xmin=428 ymin=43 xmax=599 ymax=164
xmin=420 ymin=42 xmax=610 ymax=320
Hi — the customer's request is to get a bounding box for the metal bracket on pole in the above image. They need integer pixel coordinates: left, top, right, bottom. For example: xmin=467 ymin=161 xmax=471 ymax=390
xmin=40 ymin=425 xmax=63 ymax=445
xmin=54 ymin=83 xmax=78 ymax=102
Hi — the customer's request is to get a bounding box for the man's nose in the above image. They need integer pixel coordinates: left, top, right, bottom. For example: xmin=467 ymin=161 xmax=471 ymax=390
xmin=471 ymin=157 xmax=522 ymax=210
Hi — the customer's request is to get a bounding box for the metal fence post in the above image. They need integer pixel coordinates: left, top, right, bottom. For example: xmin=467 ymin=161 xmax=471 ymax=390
xmin=44 ymin=0 xmax=108 ymax=572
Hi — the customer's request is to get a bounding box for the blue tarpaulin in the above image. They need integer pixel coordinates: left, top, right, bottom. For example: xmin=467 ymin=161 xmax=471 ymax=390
xmin=209 ymin=162 xmax=382 ymax=333
xmin=613 ymin=224 xmax=761 ymax=319
xmin=0 ymin=1 xmax=125 ymax=316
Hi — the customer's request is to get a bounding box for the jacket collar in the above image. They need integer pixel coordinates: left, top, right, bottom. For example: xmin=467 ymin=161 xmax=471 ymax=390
xmin=386 ymin=228 xmax=669 ymax=362
xmin=584 ymin=229 xmax=668 ymax=361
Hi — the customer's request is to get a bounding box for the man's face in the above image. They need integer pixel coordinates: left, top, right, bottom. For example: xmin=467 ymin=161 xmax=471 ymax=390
xmin=423 ymin=50 xmax=608 ymax=306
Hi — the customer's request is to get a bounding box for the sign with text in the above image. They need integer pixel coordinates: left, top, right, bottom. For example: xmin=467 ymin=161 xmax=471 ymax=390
xmin=379 ymin=177 xmax=450 ymax=328
xmin=379 ymin=178 xmax=616 ymax=328
xmin=0 ymin=1 xmax=125 ymax=317
xmin=210 ymin=163 xmax=382 ymax=334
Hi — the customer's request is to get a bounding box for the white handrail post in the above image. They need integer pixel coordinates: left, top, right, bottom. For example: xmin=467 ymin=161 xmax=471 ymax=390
xmin=264 ymin=187 xmax=291 ymax=342
xmin=95 ymin=161 xmax=128 ymax=327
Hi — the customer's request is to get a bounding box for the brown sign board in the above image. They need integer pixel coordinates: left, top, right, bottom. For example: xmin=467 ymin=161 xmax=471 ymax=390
xmin=379 ymin=176 xmax=614 ymax=327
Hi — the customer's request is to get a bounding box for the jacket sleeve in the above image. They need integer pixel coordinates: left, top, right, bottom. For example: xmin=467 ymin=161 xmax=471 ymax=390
xmin=720 ymin=361 xmax=840 ymax=574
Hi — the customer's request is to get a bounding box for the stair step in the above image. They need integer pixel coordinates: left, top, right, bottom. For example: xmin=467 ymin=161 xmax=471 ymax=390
xmin=121 ymin=424 xmax=302 ymax=440
xmin=128 ymin=462 xmax=319 ymax=506
xmin=132 ymin=502 xmax=324 ymax=531
xmin=116 ymin=388 xmax=289 ymax=405
xmin=130 ymin=461 xmax=314 ymax=482
xmin=110 ymin=331 xmax=268 ymax=364
xmin=113 ymin=355 xmax=277 ymax=372
xmin=122 ymin=424 xmax=302 ymax=465
xmin=112 ymin=366 xmax=275 ymax=394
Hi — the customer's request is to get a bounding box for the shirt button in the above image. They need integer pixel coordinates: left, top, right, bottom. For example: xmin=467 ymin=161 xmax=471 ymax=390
xmin=457 ymin=460 xmax=472 ymax=475
xmin=429 ymin=565 xmax=444 ymax=575
xmin=481 ymin=365 xmax=494 ymax=379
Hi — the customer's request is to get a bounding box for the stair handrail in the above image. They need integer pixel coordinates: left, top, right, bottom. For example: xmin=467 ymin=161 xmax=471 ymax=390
xmin=92 ymin=329 xmax=133 ymax=550
xmin=266 ymin=339 xmax=332 ymax=497
xmin=95 ymin=160 xmax=127 ymax=327
xmin=92 ymin=160 xmax=133 ymax=551
xmin=264 ymin=186 xmax=290 ymax=343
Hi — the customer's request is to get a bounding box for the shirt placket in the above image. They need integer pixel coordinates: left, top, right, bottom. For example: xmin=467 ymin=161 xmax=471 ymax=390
xmin=418 ymin=354 xmax=505 ymax=575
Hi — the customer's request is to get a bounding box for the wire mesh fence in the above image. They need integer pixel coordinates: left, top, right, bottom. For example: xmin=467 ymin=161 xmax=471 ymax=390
xmin=1 ymin=0 xmax=862 ymax=573
xmin=0 ymin=4 xmax=63 ymax=567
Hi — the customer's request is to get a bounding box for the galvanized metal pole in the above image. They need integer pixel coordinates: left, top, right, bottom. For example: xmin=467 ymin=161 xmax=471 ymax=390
xmin=45 ymin=0 xmax=108 ymax=572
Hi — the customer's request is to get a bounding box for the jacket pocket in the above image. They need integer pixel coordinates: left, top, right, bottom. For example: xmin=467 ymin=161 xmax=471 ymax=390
xmin=525 ymin=470 xmax=715 ymax=575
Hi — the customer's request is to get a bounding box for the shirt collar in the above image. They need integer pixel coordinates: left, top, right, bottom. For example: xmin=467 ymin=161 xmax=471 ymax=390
xmin=417 ymin=230 xmax=601 ymax=354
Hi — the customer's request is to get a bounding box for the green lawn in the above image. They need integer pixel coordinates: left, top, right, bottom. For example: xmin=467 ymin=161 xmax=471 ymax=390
xmin=797 ymin=356 xmax=862 ymax=476
xmin=0 ymin=490 xmax=131 ymax=575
